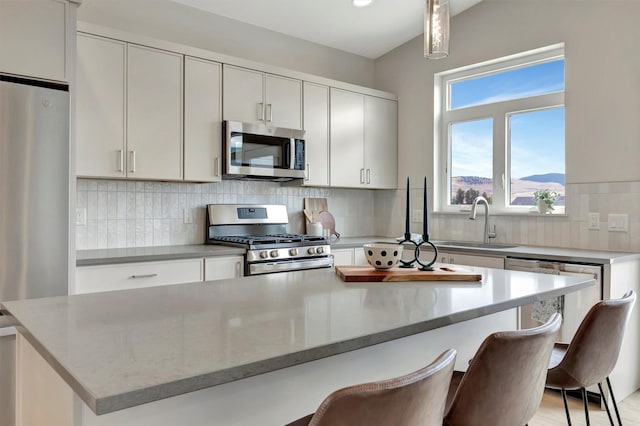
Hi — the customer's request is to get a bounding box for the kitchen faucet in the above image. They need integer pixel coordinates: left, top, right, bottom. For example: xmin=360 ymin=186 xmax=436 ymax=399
xmin=469 ymin=196 xmax=497 ymax=244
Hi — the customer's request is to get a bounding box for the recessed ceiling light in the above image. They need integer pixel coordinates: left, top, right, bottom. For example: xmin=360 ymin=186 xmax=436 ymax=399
xmin=352 ymin=0 xmax=373 ymax=7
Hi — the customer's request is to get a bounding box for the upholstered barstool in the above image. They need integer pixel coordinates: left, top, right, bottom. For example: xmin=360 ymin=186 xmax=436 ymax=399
xmin=444 ymin=313 xmax=562 ymax=426
xmin=546 ymin=291 xmax=636 ymax=426
xmin=285 ymin=348 xmax=456 ymax=426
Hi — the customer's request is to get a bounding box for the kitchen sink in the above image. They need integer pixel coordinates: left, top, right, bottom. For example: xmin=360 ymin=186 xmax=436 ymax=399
xmin=433 ymin=241 xmax=519 ymax=249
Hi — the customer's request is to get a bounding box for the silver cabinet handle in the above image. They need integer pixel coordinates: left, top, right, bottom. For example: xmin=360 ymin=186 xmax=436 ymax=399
xmin=129 ymin=150 xmax=136 ymax=173
xmin=257 ymin=102 xmax=264 ymax=121
xmin=129 ymin=273 xmax=158 ymax=279
xmin=214 ymin=156 xmax=220 ymax=177
xmin=366 ymin=168 xmax=371 ymax=184
xmin=117 ymin=150 xmax=124 ymax=172
xmin=360 ymin=168 xmax=365 ymax=184
xmin=267 ymin=103 xmax=273 ymax=122
xmin=305 ymin=163 xmax=310 ymax=181
xmin=235 ymin=262 xmax=242 ymax=277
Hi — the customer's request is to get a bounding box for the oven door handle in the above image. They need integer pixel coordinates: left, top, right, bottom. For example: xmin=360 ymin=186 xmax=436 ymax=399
xmin=248 ymin=257 xmax=334 ymax=275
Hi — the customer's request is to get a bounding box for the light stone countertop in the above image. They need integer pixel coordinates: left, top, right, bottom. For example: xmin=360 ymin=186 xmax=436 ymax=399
xmin=76 ymin=244 xmax=246 ymax=266
xmin=76 ymin=238 xmax=640 ymax=267
xmin=331 ymin=236 xmax=640 ymax=265
xmin=1 ymin=267 xmax=594 ymax=415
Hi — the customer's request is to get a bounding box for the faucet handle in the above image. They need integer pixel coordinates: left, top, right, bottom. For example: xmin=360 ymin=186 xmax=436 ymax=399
xmin=488 ymin=224 xmax=497 ymax=239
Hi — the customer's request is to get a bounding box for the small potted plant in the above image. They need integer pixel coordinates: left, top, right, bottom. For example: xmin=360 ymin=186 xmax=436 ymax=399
xmin=534 ymin=189 xmax=558 ymax=214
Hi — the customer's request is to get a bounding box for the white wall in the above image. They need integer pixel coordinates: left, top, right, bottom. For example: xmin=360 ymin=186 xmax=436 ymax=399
xmin=373 ymin=0 xmax=640 ymax=251
xmin=77 ymin=0 xmax=375 ymax=88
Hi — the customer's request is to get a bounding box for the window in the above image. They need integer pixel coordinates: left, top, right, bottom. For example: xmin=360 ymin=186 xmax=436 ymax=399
xmin=435 ymin=45 xmax=565 ymax=214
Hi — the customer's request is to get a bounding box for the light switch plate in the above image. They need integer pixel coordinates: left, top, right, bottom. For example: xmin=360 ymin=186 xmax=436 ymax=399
xmin=608 ymin=214 xmax=629 ymax=232
xmin=183 ymin=208 xmax=193 ymax=224
xmin=75 ymin=208 xmax=87 ymax=226
xmin=588 ymin=212 xmax=600 ymax=230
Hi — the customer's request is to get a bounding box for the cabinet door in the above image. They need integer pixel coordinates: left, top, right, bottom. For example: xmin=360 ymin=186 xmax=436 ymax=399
xmin=127 ymin=45 xmax=183 ymax=180
xmin=353 ymin=247 xmax=368 ymax=265
xmin=330 ymin=88 xmax=365 ymax=188
xmin=332 ymin=249 xmax=355 ymax=266
xmin=75 ymin=259 xmax=203 ymax=294
xmin=76 ymin=34 xmax=126 ymax=178
xmin=222 ymin=65 xmax=264 ymax=123
xmin=0 ymin=0 xmax=67 ymax=81
xmin=204 ymin=256 xmax=244 ymax=281
xmin=365 ymin=96 xmax=397 ymax=189
xmin=265 ymin=74 xmax=302 ymax=129
xmin=184 ymin=57 xmax=222 ymax=182
xmin=302 ymin=82 xmax=329 ymax=186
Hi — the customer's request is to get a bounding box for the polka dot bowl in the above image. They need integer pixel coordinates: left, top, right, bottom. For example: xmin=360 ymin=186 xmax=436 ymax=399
xmin=363 ymin=243 xmax=403 ymax=270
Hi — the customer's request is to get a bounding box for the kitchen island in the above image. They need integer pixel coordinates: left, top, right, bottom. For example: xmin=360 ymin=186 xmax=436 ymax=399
xmin=2 ymin=266 xmax=594 ymax=426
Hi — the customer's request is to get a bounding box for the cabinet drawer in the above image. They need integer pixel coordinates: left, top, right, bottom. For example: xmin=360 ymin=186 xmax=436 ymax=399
xmin=75 ymin=259 xmax=203 ymax=294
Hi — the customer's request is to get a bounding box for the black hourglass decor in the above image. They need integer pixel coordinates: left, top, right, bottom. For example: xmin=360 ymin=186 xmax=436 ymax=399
xmin=398 ymin=177 xmax=438 ymax=271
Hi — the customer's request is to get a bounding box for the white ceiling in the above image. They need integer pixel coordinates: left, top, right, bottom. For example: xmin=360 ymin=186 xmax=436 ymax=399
xmin=170 ymin=0 xmax=482 ymax=59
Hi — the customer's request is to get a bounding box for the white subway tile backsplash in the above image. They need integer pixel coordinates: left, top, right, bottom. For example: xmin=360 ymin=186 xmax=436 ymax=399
xmin=77 ymin=179 xmax=640 ymax=252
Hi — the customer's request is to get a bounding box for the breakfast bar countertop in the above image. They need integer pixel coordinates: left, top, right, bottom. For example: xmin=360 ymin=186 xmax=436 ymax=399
xmin=1 ymin=267 xmax=594 ymax=416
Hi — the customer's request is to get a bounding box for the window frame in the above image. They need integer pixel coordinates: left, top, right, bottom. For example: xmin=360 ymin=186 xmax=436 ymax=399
xmin=434 ymin=44 xmax=565 ymax=214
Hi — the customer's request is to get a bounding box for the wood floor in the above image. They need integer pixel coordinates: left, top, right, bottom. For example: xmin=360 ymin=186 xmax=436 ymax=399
xmin=530 ymin=389 xmax=640 ymax=425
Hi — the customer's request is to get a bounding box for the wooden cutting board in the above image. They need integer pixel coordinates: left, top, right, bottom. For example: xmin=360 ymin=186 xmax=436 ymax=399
xmin=304 ymin=198 xmax=328 ymax=221
xmin=335 ymin=265 xmax=482 ymax=282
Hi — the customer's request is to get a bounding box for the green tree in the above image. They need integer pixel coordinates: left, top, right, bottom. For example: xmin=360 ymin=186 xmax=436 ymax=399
xmin=455 ymin=188 xmax=465 ymax=204
xmin=464 ymin=188 xmax=480 ymax=204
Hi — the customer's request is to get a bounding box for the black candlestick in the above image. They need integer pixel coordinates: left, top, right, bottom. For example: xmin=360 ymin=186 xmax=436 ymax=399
xmin=423 ymin=177 xmax=429 ymax=241
xmin=398 ymin=176 xmax=417 ymax=268
xmin=404 ymin=177 xmax=410 ymax=240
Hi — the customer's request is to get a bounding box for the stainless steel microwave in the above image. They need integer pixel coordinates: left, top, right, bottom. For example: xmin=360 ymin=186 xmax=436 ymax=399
xmin=223 ymin=120 xmax=306 ymax=181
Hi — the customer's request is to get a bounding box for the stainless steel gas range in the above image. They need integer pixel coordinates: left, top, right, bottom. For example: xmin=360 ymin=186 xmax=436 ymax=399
xmin=206 ymin=204 xmax=333 ymax=276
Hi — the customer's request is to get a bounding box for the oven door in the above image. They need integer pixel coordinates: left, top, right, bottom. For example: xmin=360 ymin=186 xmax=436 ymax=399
xmin=248 ymin=257 xmax=334 ymax=276
xmin=224 ymin=121 xmax=305 ymax=180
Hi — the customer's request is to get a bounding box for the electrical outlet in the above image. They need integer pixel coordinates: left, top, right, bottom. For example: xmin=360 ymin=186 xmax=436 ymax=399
xmin=412 ymin=209 xmax=422 ymax=222
xmin=75 ymin=208 xmax=87 ymax=226
xmin=588 ymin=212 xmax=600 ymax=230
xmin=183 ymin=208 xmax=193 ymax=224
xmin=608 ymin=214 xmax=629 ymax=232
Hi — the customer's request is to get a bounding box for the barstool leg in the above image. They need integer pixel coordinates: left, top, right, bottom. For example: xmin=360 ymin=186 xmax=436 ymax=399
xmin=581 ymin=387 xmax=590 ymax=426
xmin=561 ymin=389 xmax=572 ymax=425
xmin=598 ymin=382 xmax=615 ymax=425
xmin=606 ymin=377 xmax=623 ymax=426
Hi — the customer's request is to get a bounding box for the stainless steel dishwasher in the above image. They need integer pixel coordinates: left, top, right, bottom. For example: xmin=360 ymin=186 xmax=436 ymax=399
xmin=505 ymin=257 xmax=601 ymax=343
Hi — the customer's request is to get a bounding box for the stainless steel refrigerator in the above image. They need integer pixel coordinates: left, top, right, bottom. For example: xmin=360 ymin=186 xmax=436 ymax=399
xmin=0 ymin=75 xmax=70 ymax=425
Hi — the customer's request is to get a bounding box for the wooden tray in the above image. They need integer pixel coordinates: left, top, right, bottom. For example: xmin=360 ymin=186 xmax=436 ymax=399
xmin=335 ymin=265 xmax=482 ymax=282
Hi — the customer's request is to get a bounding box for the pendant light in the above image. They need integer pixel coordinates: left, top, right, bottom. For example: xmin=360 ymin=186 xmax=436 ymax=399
xmin=424 ymin=0 xmax=450 ymax=59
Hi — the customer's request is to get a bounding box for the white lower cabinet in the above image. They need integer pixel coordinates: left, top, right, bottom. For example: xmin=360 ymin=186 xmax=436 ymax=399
xmin=332 ymin=248 xmax=368 ymax=266
xmin=437 ymin=251 xmax=505 ymax=269
xmin=204 ymin=256 xmax=244 ymax=281
xmin=75 ymin=259 xmax=203 ymax=294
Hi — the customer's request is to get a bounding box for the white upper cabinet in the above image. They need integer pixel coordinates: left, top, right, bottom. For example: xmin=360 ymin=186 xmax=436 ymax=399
xmin=0 ymin=0 xmax=69 ymax=82
xmin=76 ymin=34 xmax=126 ymax=178
xmin=223 ymin=64 xmax=302 ymax=129
xmin=184 ymin=57 xmax=222 ymax=182
xmin=76 ymin=36 xmax=183 ymax=181
xmin=330 ymin=88 xmax=398 ymax=189
xmin=302 ymin=82 xmax=330 ymax=186
xmin=330 ymin=88 xmax=365 ymax=188
xmin=127 ymin=45 xmax=183 ymax=180
xmin=364 ymin=96 xmax=397 ymax=189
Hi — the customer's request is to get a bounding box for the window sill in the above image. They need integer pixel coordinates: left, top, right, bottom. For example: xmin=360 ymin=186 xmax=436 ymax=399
xmin=433 ymin=210 xmax=568 ymax=218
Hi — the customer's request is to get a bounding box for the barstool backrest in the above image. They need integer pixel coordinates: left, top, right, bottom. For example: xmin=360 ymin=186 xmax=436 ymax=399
xmin=307 ymin=348 xmax=456 ymax=426
xmin=444 ymin=313 xmax=562 ymax=426
xmin=552 ymin=291 xmax=636 ymax=388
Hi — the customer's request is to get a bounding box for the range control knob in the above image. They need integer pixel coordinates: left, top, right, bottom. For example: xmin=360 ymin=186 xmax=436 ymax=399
xmin=270 ymin=250 xmax=279 ymax=258
xmin=289 ymin=248 xmax=298 ymax=256
xmin=259 ymin=251 xmax=269 ymax=259
xmin=316 ymin=247 xmax=324 ymax=254
xmin=307 ymin=247 xmax=316 ymax=255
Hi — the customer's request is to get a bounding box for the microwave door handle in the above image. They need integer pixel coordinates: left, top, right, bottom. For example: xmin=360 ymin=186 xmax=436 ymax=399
xmin=285 ymin=142 xmax=292 ymax=169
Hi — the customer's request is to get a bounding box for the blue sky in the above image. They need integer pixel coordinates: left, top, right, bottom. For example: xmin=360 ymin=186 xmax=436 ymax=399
xmin=450 ymin=60 xmax=565 ymax=179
